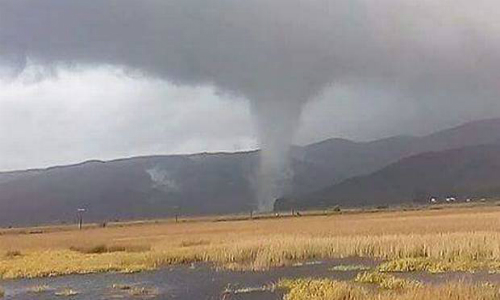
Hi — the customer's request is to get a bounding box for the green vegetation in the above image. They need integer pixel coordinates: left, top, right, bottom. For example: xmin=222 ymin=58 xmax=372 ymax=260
xmin=354 ymin=271 xmax=421 ymax=290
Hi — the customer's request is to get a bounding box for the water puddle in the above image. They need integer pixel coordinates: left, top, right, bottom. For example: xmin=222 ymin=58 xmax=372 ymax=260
xmin=0 ymin=258 xmax=378 ymax=300
xmin=7 ymin=258 xmax=500 ymax=299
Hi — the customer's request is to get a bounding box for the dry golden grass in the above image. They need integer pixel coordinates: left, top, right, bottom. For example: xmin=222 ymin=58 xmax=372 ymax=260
xmin=27 ymin=285 xmax=51 ymax=293
xmin=3 ymin=205 xmax=500 ymax=278
xmin=279 ymin=279 xmax=500 ymax=300
xmin=330 ymin=264 xmax=371 ymax=271
xmin=127 ymin=286 xmax=159 ymax=297
xmin=280 ymin=278 xmax=368 ymax=300
xmin=0 ymin=250 xmax=156 ymax=279
xmin=54 ymin=288 xmax=79 ymax=297
xmin=378 ymin=256 xmax=500 ymax=273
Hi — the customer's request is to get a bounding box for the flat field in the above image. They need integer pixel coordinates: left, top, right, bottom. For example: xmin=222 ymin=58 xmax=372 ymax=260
xmin=3 ymin=204 xmax=500 ymax=299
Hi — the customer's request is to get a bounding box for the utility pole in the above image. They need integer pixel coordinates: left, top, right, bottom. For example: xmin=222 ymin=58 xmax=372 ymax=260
xmin=77 ymin=208 xmax=86 ymax=230
xmin=173 ymin=206 xmax=180 ymax=223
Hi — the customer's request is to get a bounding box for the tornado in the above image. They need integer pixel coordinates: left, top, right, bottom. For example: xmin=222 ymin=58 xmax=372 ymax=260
xmin=252 ymin=99 xmax=304 ymax=211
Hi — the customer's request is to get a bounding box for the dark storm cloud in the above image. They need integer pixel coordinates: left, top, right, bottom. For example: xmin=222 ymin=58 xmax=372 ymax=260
xmin=1 ymin=0 xmax=500 ymax=208
xmin=1 ymin=0 xmax=499 ymax=128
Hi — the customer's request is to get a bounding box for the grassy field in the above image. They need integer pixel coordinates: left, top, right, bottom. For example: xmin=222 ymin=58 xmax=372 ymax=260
xmin=279 ymin=279 xmax=500 ymax=300
xmin=3 ymin=204 xmax=500 ymax=297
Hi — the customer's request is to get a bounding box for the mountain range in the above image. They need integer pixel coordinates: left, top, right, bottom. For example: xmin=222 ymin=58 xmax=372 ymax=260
xmin=2 ymin=118 xmax=500 ymax=226
xmin=282 ymin=143 xmax=500 ymax=210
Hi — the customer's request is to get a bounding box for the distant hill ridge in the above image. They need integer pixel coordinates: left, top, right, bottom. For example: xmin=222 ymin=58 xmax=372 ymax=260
xmin=284 ymin=142 xmax=500 ymax=210
xmin=2 ymin=118 xmax=500 ymax=226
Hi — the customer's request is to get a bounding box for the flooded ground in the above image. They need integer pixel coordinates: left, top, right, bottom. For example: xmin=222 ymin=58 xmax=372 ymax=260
xmin=1 ymin=258 xmax=376 ymax=300
xmin=3 ymin=258 xmax=500 ymax=299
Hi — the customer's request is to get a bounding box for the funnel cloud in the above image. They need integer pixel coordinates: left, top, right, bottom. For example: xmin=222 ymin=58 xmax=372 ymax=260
xmin=1 ymin=0 xmax=500 ymax=210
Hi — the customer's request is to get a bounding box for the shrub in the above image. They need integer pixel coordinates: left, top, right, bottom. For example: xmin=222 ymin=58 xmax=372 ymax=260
xmin=69 ymin=244 xmax=149 ymax=254
xmin=4 ymin=250 xmax=22 ymax=259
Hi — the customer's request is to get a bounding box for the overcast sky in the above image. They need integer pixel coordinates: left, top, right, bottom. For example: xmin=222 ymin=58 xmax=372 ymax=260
xmin=1 ymin=0 xmax=500 ymax=171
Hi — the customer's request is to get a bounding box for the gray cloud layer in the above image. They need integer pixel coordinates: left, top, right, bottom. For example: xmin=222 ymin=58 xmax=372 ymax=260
xmin=1 ymin=0 xmax=500 ymax=207
xmin=2 ymin=0 xmax=499 ymax=134
xmin=3 ymin=0 xmax=499 ymax=92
